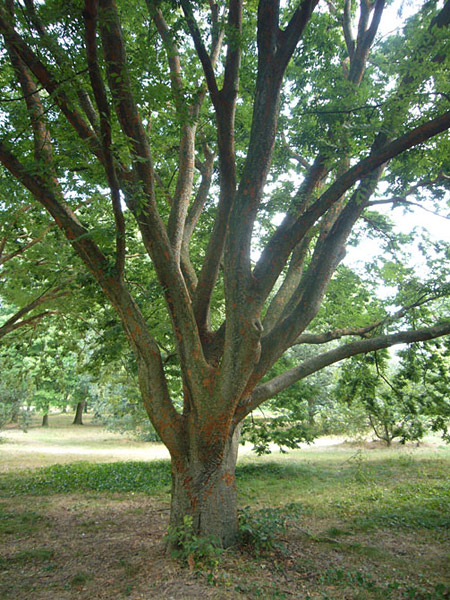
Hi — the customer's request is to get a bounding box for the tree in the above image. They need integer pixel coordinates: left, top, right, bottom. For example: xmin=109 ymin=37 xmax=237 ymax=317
xmin=1 ymin=0 xmax=450 ymax=546
xmin=336 ymin=351 xmax=420 ymax=445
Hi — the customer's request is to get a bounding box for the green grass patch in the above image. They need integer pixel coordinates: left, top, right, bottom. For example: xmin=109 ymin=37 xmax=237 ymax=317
xmin=1 ymin=452 xmax=449 ymax=536
xmin=66 ymin=571 xmax=92 ymax=588
xmin=317 ymin=566 xmax=449 ymax=600
xmin=0 ymin=460 xmax=171 ymax=497
xmin=237 ymin=452 xmax=450 ymax=532
xmin=0 ymin=438 xmax=449 ymax=600
xmin=0 ymin=548 xmax=54 ymax=567
xmin=0 ymin=509 xmax=46 ymax=534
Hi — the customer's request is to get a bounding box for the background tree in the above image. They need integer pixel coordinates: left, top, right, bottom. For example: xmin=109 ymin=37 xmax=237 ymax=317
xmin=0 ymin=0 xmax=450 ymax=546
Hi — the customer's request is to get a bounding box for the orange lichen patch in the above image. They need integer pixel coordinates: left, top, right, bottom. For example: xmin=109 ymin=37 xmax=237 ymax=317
xmin=221 ymin=471 xmax=235 ymax=486
xmin=198 ymin=412 xmax=231 ymax=446
xmin=131 ymin=325 xmax=142 ymax=338
xmin=201 ymin=376 xmax=215 ymax=394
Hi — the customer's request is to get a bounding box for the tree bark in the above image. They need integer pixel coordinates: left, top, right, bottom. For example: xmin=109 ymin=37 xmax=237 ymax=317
xmin=73 ymin=400 xmax=85 ymax=425
xmin=41 ymin=413 xmax=49 ymax=427
xmin=169 ymin=425 xmax=241 ymax=548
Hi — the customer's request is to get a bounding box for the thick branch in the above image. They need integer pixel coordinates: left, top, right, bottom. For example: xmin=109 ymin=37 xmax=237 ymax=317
xmin=253 ymin=110 xmax=450 ymax=305
xmin=277 ymin=0 xmax=320 ymax=70
xmin=244 ymin=164 xmax=385 ymax=401
xmin=180 ymin=147 xmax=216 ymax=296
xmin=179 ymin=0 xmax=219 ymax=104
xmin=0 ymin=5 xmax=103 ymax=160
xmin=262 ymin=233 xmax=313 ymax=332
xmin=0 ymin=287 xmax=67 ymax=339
xmin=219 ymin=1 xmax=319 ymax=397
xmin=348 ymin=0 xmax=385 ymax=85
xmin=242 ymin=321 xmax=450 ymax=417
xmin=191 ymin=1 xmax=242 ymax=332
xmin=98 ymin=0 xmax=212 ymax=409
xmin=343 ymin=0 xmax=355 ymax=60
xmin=222 ymin=0 xmax=242 ymax=100
xmin=83 ymin=0 xmax=125 ymax=278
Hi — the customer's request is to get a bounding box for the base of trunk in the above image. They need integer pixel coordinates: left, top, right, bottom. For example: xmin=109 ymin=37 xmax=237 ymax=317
xmin=169 ymin=427 xmax=241 ymax=548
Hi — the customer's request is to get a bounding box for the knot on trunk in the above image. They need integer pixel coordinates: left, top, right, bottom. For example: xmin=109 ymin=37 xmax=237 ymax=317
xmin=248 ymin=317 xmax=263 ymax=340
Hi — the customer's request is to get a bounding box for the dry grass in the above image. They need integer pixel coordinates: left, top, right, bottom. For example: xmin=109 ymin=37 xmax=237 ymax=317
xmin=0 ymin=414 xmax=170 ymax=472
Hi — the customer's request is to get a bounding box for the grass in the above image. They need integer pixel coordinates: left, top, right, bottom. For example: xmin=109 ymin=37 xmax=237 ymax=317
xmin=0 ymin=413 xmax=170 ymax=471
xmin=0 ymin=415 xmax=449 ymax=599
xmin=0 ymin=460 xmax=172 ymax=497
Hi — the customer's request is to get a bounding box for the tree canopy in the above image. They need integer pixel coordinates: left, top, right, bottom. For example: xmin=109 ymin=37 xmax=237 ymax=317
xmin=0 ymin=0 xmax=449 ymax=546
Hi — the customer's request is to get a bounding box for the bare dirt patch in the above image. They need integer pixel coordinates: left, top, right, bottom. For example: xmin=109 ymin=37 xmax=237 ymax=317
xmin=0 ymin=493 xmax=232 ymax=600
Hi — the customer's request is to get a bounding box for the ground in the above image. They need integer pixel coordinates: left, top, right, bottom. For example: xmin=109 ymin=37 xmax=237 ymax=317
xmin=0 ymin=415 xmax=449 ymax=599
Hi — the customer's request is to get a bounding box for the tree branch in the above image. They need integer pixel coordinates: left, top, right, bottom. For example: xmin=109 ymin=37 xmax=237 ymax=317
xmin=0 ymin=224 xmax=53 ymax=266
xmin=0 ymin=310 xmax=58 ymax=338
xmin=0 ymin=286 xmax=68 ymax=340
xmin=277 ymin=0 xmax=320 ymax=70
xmin=343 ymin=0 xmax=355 ymax=60
xmin=241 ymin=321 xmax=450 ymax=418
xmin=293 ymin=290 xmax=448 ymax=345
xmin=191 ymin=0 xmax=242 ymax=333
xmin=257 ymin=166 xmax=383 ymax=378
xmin=83 ymin=0 xmax=125 ymax=278
xmin=262 ymin=233 xmax=313 ymax=333
xmin=0 ymin=5 xmax=103 ymax=160
xmin=253 ymin=110 xmax=450 ymax=306
xmin=22 ymin=0 xmax=101 ymax=134
xmin=179 ymin=0 xmax=220 ymax=104
xmin=98 ymin=0 xmax=213 ymax=411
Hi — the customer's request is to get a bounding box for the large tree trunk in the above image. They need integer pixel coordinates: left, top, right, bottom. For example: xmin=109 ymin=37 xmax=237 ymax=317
xmin=73 ymin=400 xmax=85 ymax=425
xmin=41 ymin=413 xmax=49 ymax=427
xmin=169 ymin=426 xmax=241 ymax=548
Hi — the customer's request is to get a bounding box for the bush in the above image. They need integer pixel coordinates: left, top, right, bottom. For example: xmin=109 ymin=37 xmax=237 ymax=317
xmin=166 ymin=516 xmax=224 ymax=571
xmin=238 ymin=504 xmax=302 ymax=555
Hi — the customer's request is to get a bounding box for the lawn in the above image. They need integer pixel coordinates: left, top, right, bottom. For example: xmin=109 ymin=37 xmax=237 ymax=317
xmin=0 ymin=415 xmax=449 ymax=599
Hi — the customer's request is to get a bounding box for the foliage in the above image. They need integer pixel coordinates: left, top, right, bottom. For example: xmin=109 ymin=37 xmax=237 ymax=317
xmin=0 ymin=380 xmax=30 ymax=432
xmin=395 ymin=340 xmax=450 ymax=442
xmin=336 ymin=345 xmax=450 ymax=445
xmin=242 ymin=347 xmax=335 ymax=453
xmin=0 ymin=323 xmax=99 ymax=422
xmin=166 ymin=515 xmax=224 ymax=571
xmin=238 ymin=503 xmax=302 ymax=556
xmin=93 ymin=381 xmax=160 ymax=441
